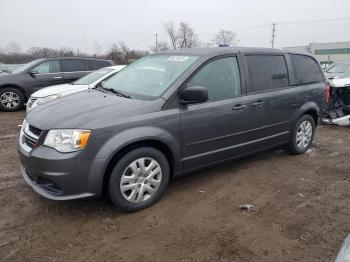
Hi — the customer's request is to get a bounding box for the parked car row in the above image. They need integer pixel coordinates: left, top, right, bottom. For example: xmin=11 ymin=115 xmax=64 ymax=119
xmin=0 ymin=57 xmax=114 ymax=111
xmin=26 ymin=65 xmax=126 ymax=112
xmin=18 ymin=47 xmax=327 ymax=211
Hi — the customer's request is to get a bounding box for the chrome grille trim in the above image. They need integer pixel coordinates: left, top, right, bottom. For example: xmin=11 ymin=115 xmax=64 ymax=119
xmin=27 ymin=96 xmax=38 ymax=109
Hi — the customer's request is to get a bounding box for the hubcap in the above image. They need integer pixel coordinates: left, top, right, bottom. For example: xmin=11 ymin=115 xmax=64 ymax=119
xmin=120 ymin=157 xmax=162 ymax=203
xmin=0 ymin=92 xmax=20 ymax=109
xmin=296 ymin=120 xmax=313 ymax=150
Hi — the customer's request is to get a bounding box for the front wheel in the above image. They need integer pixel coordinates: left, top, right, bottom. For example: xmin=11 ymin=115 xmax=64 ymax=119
xmin=0 ymin=87 xmax=25 ymax=111
xmin=108 ymin=147 xmax=170 ymax=212
xmin=287 ymin=114 xmax=316 ymax=155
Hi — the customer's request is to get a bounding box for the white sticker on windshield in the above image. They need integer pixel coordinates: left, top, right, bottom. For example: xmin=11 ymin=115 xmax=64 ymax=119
xmin=168 ymin=56 xmax=189 ymax=62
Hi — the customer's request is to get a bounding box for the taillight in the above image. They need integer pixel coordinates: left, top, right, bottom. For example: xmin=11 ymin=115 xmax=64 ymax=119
xmin=326 ymin=83 xmax=331 ymax=103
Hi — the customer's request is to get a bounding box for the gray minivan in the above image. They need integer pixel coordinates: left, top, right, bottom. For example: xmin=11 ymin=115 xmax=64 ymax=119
xmin=18 ymin=48 xmax=326 ymax=211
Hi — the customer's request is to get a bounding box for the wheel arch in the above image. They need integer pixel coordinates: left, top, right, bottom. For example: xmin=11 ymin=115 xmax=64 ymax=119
xmin=0 ymin=84 xmax=28 ymax=100
xmin=101 ymin=139 xmax=176 ymax=195
xmin=289 ymin=102 xmax=320 ymax=129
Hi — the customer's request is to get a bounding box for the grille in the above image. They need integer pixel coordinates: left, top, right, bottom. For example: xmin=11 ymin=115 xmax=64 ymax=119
xmin=27 ymin=97 xmax=38 ymax=109
xmin=28 ymin=125 xmax=42 ymax=137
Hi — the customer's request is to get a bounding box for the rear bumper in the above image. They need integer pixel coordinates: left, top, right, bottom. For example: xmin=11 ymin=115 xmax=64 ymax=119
xmin=322 ymin=115 xmax=350 ymax=127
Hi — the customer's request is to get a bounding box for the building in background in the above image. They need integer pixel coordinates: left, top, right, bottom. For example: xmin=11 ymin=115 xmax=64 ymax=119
xmin=284 ymin=41 xmax=350 ymax=67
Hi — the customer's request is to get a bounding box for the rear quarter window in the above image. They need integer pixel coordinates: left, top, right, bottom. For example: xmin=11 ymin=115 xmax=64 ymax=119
xmin=246 ymin=55 xmax=289 ymax=93
xmin=87 ymin=60 xmax=110 ymax=70
xmin=61 ymin=59 xmax=87 ymax=72
xmin=291 ymin=54 xmax=323 ymax=84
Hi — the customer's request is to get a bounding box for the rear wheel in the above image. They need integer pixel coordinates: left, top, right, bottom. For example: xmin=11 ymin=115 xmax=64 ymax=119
xmin=108 ymin=147 xmax=170 ymax=212
xmin=0 ymin=87 xmax=25 ymax=111
xmin=287 ymin=114 xmax=316 ymax=155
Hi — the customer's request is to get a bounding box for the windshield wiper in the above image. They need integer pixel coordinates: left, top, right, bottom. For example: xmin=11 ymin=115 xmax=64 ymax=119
xmin=95 ymin=83 xmax=133 ymax=99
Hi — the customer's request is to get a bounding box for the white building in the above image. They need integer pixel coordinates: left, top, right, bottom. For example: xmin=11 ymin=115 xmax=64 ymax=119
xmin=284 ymin=41 xmax=350 ymax=66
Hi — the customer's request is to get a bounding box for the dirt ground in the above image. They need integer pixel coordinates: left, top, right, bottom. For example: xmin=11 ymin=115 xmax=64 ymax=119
xmin=0 ymin=111 xmax=349 ymax=262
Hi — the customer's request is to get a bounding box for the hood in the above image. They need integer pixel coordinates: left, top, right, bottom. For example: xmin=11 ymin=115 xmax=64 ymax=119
xmin=26 ymin=89 xmax=161 ymax=130
xmin=0 ymin=72 xmax=22 ymax=82
xmin=325 ymin=72 xmax=342 ymax=79
xmin=31 ymin=83 xmax=88 ymax=98
xmin=330 ymin=77 xmax=350 ymax=88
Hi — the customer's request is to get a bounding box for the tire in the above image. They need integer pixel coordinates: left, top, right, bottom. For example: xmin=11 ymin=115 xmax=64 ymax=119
xmin=108 ymin=147 xmax=170 ymax=212
xmin=0 ymin=87 xmax=25 ymax=112
xmin=287 ymin=114 xmax=316 ymax=155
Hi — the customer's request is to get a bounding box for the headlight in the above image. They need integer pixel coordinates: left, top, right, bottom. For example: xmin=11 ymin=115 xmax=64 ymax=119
xmin=31 ymin=94 xmax=61 ymax=110
xmin=44 ymin=129 xmax=91 ymax=153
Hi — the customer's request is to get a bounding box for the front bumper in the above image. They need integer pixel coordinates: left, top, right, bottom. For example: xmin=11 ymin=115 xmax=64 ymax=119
xmin=20 ymin=166 xmax=95 ymax=200
xmin=17 ymin=122 xmax=106 ymax=200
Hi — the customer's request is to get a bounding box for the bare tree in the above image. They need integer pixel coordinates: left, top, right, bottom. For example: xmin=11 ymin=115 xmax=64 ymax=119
xmin=106 ymin=42 xmax=147 ymax=64
xmin=92 ymin=41 xmax=102 ymax=56
xmin=164 ymin=22 xmax=198 ymax=49
xmin=177 ymin=22 xmax=198 ymax=48
xmin=6 ymin=42 xmax=22 ymax=54
xmin=150 ymin=41 xmax=169 ymax=52
xmin=213 ymin=29 xmax=238 ymax=47
xmin=164 ymin=22 xmax=178 ymax=49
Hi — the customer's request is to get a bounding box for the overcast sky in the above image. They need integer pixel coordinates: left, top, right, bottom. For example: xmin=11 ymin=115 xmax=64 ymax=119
xmin=1 ymin=0 xmax=350 ymax=53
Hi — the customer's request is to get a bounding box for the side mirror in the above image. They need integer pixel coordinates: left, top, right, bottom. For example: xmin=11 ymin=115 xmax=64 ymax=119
xmin=179 ymin=86 xmax=208 ymax=105
xmin=28 ymin=70 xmax=39 ymax=77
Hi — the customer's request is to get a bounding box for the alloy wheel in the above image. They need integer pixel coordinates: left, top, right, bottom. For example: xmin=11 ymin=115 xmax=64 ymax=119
xmin=296 ymin=120 xmax=313 ymax=150
xmin=0 ymin=92 xmax=20 ymax=109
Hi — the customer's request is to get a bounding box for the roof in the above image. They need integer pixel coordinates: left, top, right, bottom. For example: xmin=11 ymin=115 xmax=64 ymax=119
xmin=161 ymin=47 xmax=288 ymax=56
xmin=45 ymin=56 xmax=111 ymax=61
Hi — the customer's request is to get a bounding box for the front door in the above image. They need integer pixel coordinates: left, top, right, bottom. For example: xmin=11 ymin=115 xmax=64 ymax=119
xmin=26 ymin=60 xmax=64 ymax=94
xmin=180 ymin=56 xmax=250 ymax=171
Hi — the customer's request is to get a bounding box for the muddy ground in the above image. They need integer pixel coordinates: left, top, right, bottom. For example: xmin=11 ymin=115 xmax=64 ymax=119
xmin=0 ymin=111 xmax=349 ymax=262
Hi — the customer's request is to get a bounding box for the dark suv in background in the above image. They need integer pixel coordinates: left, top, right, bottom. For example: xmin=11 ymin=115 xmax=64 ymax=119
xmin=0 ymin=57 xmax=114 ymax=111
xmin=18 ymin=48 xmax=326 ymax=211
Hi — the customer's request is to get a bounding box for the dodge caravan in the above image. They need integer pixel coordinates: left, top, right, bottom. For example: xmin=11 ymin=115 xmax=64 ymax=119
xmin=18 ymin=48 xmax=326 ymax=211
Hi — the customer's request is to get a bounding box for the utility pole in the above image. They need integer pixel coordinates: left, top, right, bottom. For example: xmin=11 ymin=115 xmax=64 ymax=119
xmin=155 ymin=34 xmax=158 ymax=52
xmin=271 ymin=23 xmax=276 ymax=48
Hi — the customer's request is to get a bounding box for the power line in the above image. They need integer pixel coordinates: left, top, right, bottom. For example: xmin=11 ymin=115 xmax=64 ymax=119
xmin=277 ymin=17 xmax=350 ymax=25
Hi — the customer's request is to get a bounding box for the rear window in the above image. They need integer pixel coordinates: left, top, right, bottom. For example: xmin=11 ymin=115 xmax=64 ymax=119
xmin=291 ymin=54 xmax=323 ymax=84
xmin=246 ymin=55 xmax=288 ymax=93
xmin=61 ymin=59 xmax=87 ymax=72
xmin=87 ymin=60 xmax=110 ymax=70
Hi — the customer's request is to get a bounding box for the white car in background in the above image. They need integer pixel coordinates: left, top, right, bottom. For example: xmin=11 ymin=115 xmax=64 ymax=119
xmin=26 ymin=65 xmax=126 ymax=112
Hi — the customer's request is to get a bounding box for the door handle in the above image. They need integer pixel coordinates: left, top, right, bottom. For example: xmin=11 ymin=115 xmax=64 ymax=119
xmin=54 ymin=76 xmax=62 ymax=79
xmin=232 ymin=104 xmax=247 ymax=111
xmin=252 ymin=101 xmax=265 ymax=108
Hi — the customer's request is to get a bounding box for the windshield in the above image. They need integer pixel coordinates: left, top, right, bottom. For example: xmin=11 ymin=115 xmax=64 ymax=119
xmin=102 ymin=54 xmax=199 ymax=99
xmin=73 ymin=68 xmax=113 ymax=85
xmin=11 ymin=60 xmax=40 ymax=74
xmin=340 ymin=68 xmax=350 ymax=79
xmin=327 ymin=64 xmax=349 ymax=74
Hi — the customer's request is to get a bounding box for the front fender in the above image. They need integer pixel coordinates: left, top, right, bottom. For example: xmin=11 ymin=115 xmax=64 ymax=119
xmin=96 ymin=126 xmax=181 ymax=161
